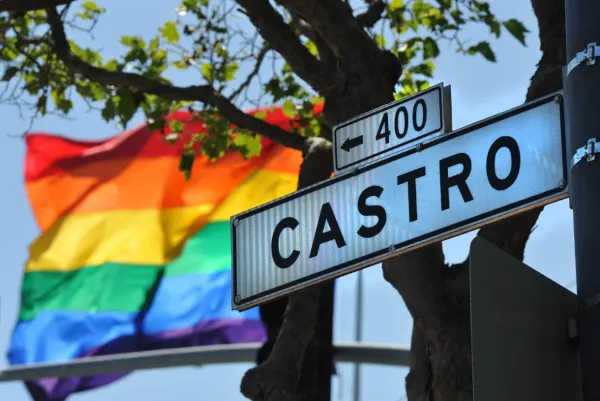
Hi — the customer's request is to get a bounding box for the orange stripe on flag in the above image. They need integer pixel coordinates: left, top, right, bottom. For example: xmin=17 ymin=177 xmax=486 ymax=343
xmin=24 ymin=107 xmax=315 ymax=232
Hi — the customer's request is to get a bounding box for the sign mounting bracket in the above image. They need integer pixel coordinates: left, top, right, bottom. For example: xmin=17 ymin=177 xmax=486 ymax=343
xmin=567 ymin=41 xmax=599 ymax=76
xmin=571 ymin=137 xmax=598 ymax=168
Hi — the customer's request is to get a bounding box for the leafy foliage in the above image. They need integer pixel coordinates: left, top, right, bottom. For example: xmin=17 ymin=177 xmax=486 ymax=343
xmin=383 ymin=0 xmax=529 ymax=96
xmin=0 ymin=0 xmax=529 ymax=177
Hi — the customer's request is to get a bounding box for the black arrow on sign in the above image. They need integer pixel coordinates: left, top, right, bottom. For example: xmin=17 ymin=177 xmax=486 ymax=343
xmin=340 ymin=135 xmax=364 ymax=152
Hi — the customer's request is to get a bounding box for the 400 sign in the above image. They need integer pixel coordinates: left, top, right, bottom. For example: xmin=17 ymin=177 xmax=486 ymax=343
xmin=333 ymin=84 xmax=448 ymax=173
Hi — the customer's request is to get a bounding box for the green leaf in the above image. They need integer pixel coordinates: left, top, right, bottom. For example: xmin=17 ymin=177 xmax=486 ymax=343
xmin=77 ymin=0 xmax=105 ymax=19
xmin=468 ymin=41 xmax=496 ymax=62
xmin=88 ymin=83 xmax=106 ymax=101
xmin=233 ymin=132 xmax=262 ymax=159
xmin=310 ymin=96 xmax=323 ymax=105
xmin=412 ymin=60 xmax=435 ymax=77
xmin=57 ymin=97 xmax=73 ymax=113
xmin=101 ymin=98 xmax=117 ymax=121
xmin=81 ymin=1 xmax=102 ymax=13
xmin=389 ymin=0 xmax=404 ymax=11
xmin=422 ymin=37 xmax=440 ymax=59
xmin=282 ymin=99 xmax=297 ymax=118
xmin=374 ymin=34 xmax=387 ymax=48
xmin=183 ymin=0 xmax=199 ymax=12
xmin=116 ymin=90 xmax=137 ymax=126
xmin=436 ymin=0 xmax=451 ymax=9
xmin=215 ymin=43 xmax=229 ymax=58
xmin=104 ymin=59 xmax=121 ymax=72
xmin=489 ymin=20 xmax=501 ymax=38
xmin=265 ymin=77 xmax=286 ymax=101
xmin=416 ymin=80 xmax=430 ymax=91
xmin=503 ymin=18 xmax=528 ymax=46
xmin=51 ymin=89 xmax=73 ymax=113
xmin=173 ymin=60 xmax=188 ymax=69
xmin=1 ymin=66 xmax=19 ymax=81
xmin=201 ymin=63 xmax=214 ymax=81
xmin=412 ymin=0 xmax=433 ymax=16
xmin=450 ymin=9 xmax=464 ymax=24
xmin=254 ymin=110 xmax=267 ymax=120
xmin=160 ymin=21 xmax=180 ymax=44
xmin=305 ymin=40 xmax=318 ymax=56
xmin=170 ymin=119 xmax=185 ymax=134
xmin=179 ymin=150 xmax=196 ymax=180
xmin=223 ymin=62 xmax=239 ymax=81
xmin=36 ymin=94 xmax=47 ymax=115
xmin=120 ymin=36 xmax=137 ymax=47
xmin=149 ymin=36 xmax=160 ymax=50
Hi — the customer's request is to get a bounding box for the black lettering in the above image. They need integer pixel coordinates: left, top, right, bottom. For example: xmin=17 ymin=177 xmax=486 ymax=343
xmin=357 ymin=186 xmax=387 ymax=238
xmin=486 ymin=136 xmax=521 ymax=191
xmin=375 ymin=112 xmax=391 ymax=144
xmin=271 ymin=217 xmax=300 ymax=269
xmin=413 ymin=98 xmax=427 ymax=131
xmin=394 ymin=106 xmax=409 ymax=139
xmin=397 ymin=167 xmax=427 ymax=222
xmin=309 ymin=203 xmax=346 ymax=258
xmin=439 ymin=153 xmax=474 ymax=211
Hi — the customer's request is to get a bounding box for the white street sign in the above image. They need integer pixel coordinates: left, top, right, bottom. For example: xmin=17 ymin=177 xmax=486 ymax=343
xmin=333 ymin=83 xmax=447 ymax=173
xmin=231 ymin=94 xmax=567 ymax=311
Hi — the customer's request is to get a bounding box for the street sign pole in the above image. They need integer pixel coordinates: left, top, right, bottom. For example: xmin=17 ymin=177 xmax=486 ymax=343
xmin=564 ymin=1 xmax=600 ymax=399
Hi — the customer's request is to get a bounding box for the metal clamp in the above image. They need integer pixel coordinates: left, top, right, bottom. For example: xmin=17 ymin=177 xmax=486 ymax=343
xmin=567 ymin=42 xmax=599 ymax=76
xmin=572 ymin=138 xmax=598 ymax=168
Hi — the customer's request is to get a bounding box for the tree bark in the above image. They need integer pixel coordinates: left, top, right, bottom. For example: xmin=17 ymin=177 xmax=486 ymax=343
xmin=384 ymin=0 xmax=567 ymax=400
xmin=1 ymin=0 xmax=71 ymax=12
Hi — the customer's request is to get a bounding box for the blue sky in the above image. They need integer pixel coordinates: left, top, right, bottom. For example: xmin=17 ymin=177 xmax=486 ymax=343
xmin=0 ymin=1 xmax=576 ymax=400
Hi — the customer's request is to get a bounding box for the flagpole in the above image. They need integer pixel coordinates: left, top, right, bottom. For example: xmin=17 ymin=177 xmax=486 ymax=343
xmin=352 ymin=270 xmax=364 ymax=401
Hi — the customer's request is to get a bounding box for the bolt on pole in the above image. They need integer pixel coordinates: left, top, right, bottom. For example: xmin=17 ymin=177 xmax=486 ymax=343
xmin=564 ymin=0 xmax=600 ymax=400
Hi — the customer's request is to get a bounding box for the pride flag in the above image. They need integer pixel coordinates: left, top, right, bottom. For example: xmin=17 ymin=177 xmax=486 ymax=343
xmin=8 ymin=105 xmax=318 ymax=401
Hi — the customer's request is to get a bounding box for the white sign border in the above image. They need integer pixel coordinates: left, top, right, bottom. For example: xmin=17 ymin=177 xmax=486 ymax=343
xmin=231 ymin=93 xmax=568 ymax=311
xmin=332 ymin=83 xmax=446 ymax=173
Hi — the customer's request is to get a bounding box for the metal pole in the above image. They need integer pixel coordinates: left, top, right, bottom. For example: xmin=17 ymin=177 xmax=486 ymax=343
xmin=0 ymin=342 xmax=411 ymax=383
xmin=564 ymin=1 xmax=600 ymax=400
xmin=352 ymin=271 xmax=364 ymax=401
xmin=317 ymin=281 xmax=335 ymax=401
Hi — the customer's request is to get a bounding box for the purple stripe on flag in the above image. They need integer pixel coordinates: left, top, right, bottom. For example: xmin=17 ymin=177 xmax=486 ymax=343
xmin=25 ymin=319 xmax=265 ymax=401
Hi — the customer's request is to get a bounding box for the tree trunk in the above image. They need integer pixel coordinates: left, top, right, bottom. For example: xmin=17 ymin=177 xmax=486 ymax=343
xmin=241 ymin=48 xmax=402 ymax=400
xmin=384 ymin=0 xmax=567 ymax=400
xmin=241 ymin=1 xmax=566 ymax=399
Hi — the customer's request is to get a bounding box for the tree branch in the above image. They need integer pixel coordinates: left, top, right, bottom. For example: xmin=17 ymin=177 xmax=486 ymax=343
xmin=276 ymin=0 xmax=384 ymax=64
xmin=0 ymin=0 xmax=70 ymax=12
xmin=44 ymin=7 xmax=308 ymax=152
xmin=356 ymin=0 xmax=386 ymax=29
xmin=235 ymin=0 xmax=332 ymax=94
xmin=477 ymin=0 xmax=565 ymax=260
xmin=228 ymin=46 xmax=270 ymax=102
xmin=290 ymin=17 xmax=337 ymax=70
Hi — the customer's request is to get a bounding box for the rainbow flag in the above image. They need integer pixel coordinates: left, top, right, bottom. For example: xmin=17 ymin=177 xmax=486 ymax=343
xmin=7 ymin=106 xmax=316 ymax=401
